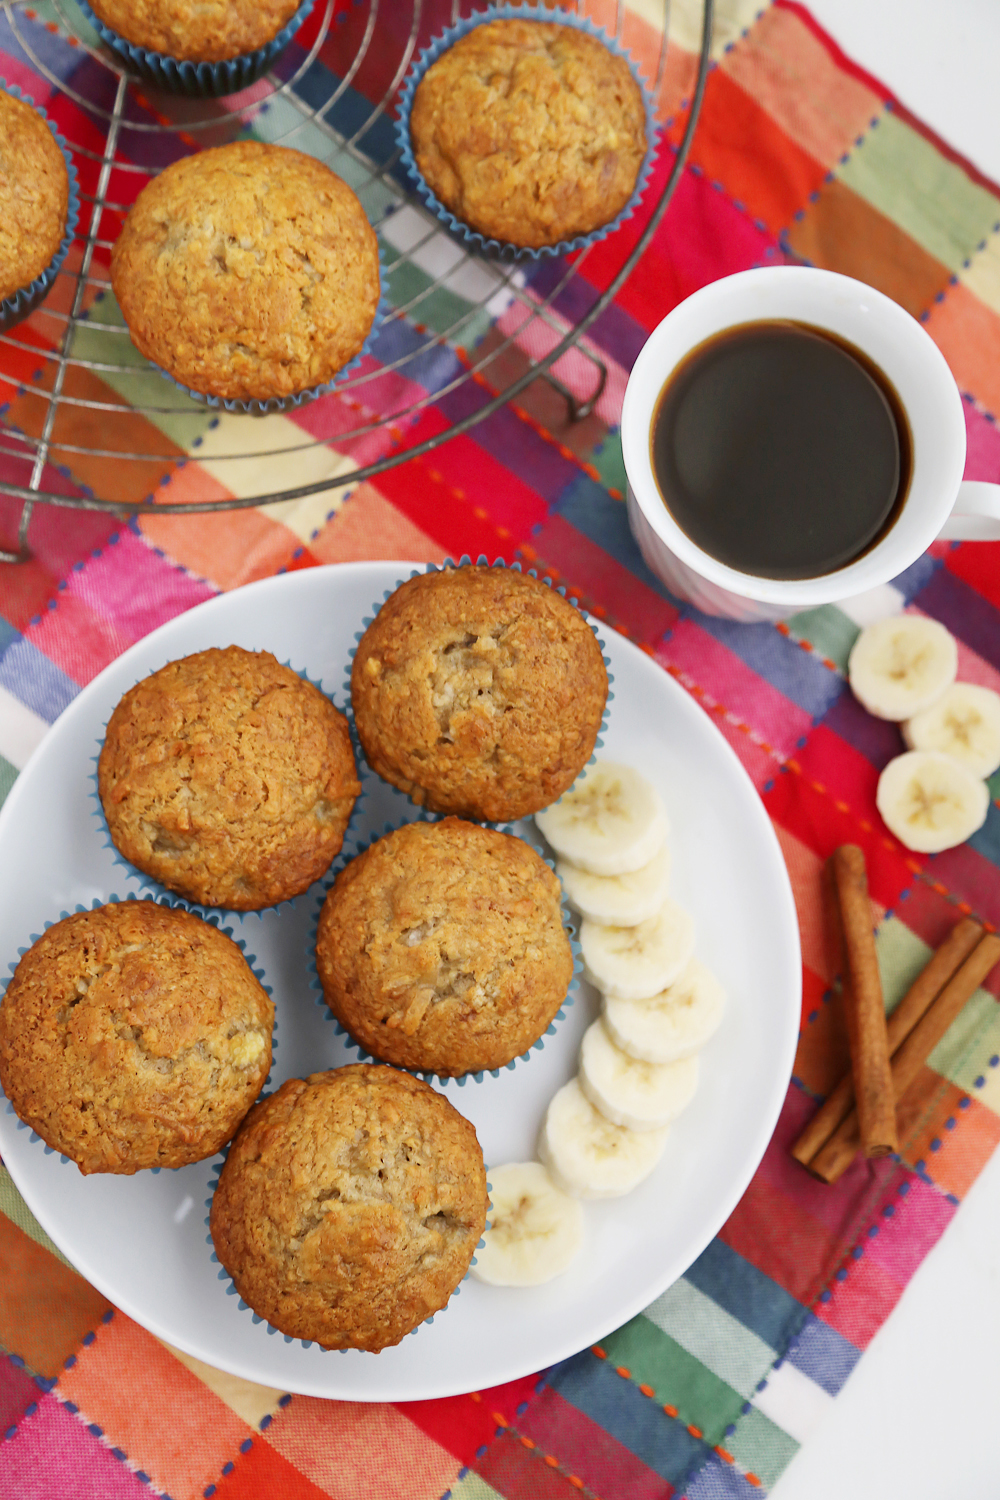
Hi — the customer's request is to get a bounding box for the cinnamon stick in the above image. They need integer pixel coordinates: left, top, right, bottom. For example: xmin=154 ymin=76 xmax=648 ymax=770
xmin=832 ymin=845 xmax=897 ymax=1158
xmin=810 ymin=931 xmax=1000 ymax=1183
xmin=791 ymin=916 xmax=983 ymax=1167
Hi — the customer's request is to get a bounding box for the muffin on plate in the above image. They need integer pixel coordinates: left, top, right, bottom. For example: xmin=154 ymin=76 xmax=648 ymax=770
xmin=0 ymin=902 xmax=273 ymax=1175
xmin=210 ymin=1065 xmax=488 ymax=1351
xmin=98 ymin=646 xmax=360 ymax=910
xmin=110 ymin=142 xmax=380 ymax=402
xmin=351 ymin=565 xmax=608 ymax=822
xmin=316 ymin=818 xmax=573 ymax=1076
xmin=84 ymin=0 xmax=302 ymax=62
xmin=408 ymin=18 xmax=647 ymax=249
xmin=0 ymin=88 xmax=71 ymax=308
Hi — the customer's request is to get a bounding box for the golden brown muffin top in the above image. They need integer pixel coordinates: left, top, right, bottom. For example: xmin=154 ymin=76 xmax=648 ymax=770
xmin=351 ymin=566 xmax=608 ymax=821
xmin=0 ymin=902 xmax=273 ymax=1174
xmin=87 ymin=0 xmax=300 ymax=62
xmin=316 ymin=818 xmax=573 ymax=1075
xmin=210 ymin=1066 xmax=488 ymax=1350
xmin=410 ymin=19 xmax=646 ymax=248
xmin=110 ymin=142 xmax=380 ymax=401
xmin=0 ymin=91 xmax=70 ymax=302
xmin=98 ymin=646 xmax=360 ymax=910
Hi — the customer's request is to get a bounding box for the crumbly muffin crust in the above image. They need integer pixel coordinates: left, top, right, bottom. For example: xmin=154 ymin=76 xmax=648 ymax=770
xmin=0 ymin=902 xmax=273 ymax=1175
xmin=409 ymin=19 xmax=646 ymax=249
xmin=316 ymin=818 xmax=574 ymax=1075
xmin=210 ymin=1066 xmax=488 ymax=1350
xmin=87 ymin=0 xmax=300 ymax=62
xmin=110 ymin=142 xmax=380 ymax=401
xmin=351 ymin=566 xmax=608 ymax=821
xmin=98 ymin=646 xmax=360 ymax=909
xmin=0 ymin=91 xmax=69 ymax=301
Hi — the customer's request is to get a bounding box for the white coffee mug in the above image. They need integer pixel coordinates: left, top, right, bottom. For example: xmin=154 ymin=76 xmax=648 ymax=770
xmin=621 ymin=266 xmax=1000 ymax=622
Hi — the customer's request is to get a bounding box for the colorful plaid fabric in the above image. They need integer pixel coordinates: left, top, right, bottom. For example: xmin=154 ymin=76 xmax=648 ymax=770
xmin=4 ymin=2 xmax=1000 ymax=1496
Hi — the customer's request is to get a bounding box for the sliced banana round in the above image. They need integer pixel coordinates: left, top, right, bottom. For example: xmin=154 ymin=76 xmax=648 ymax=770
xmin=579 ymin=1018 xmax=699 ymax=1131
xmin=580 ymin=898 xmax=695 ymax=1001
xmin=535 ymin=760 xmax=668 ymax=876
xmin=603 ymin=958 xmax=726 ymax=1064
xmin=876 ymin=749 xmax=990 ymax=853
xmin=557 ymin=843 xmax=671 ymax=927
xmin=902 ymin=682 xmax=1000 ymax=779
xmin=848 ymin=615 xmax=958 ymax=721
xmin=538 ymin=1077 xmax=669 ymax=1199
xmin=470 ymin=1162 xmax=584 ymax=1287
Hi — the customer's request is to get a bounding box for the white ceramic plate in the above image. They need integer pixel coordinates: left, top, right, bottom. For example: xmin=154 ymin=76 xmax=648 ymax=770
xmin=0 ymin=561 xmax=800 ymax=1400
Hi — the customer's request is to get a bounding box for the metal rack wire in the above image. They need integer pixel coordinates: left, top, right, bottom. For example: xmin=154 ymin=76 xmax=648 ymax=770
xmin=0 ymin=0 xmax=713 ymax=561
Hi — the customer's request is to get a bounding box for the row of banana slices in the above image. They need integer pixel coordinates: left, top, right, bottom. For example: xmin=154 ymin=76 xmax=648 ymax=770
xmin=848 ymin=615 xmax=1000 ymax=852
xmin=472 ymin=762 xmax=725 ymax=1288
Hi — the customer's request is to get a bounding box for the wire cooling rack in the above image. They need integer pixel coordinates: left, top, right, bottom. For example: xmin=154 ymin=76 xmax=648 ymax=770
xmin=0 ymin=0 xmax=713 ymax=560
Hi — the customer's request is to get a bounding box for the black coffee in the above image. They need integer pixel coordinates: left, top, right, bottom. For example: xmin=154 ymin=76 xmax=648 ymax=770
xmin=650 ymin=320 xmax=911 ymax=580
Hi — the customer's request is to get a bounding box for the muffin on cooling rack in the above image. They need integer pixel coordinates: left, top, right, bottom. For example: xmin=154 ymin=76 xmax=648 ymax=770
xmin=110 ymin=141 xmax=380 ymax=403
xmin=98 ymin=646 xmax=360 ymax=909
xmin=210 ymin=1065 xmax=488 ymax=1351
xmin=0 ymin=88 xmax=71 ymax=312
xmin=408 ymin=18 xmax=647 ymax=249
xmin=0 ymin=902 xmax=273 ymax=1175
xmin=316 ymin=818 xmax=574 ymax=1076
xmin=351 ymin=565 xmax=608 ymax=822
xmin=84 ymin=0 xmax=302 ymax=62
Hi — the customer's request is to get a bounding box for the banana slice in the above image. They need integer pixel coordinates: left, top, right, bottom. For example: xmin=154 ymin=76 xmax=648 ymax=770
xmin=903 ymin=682 xmax=1000 ymax=779
xmin=876 ymin=750 xmax=990 ymax=852
xmin=535 ymin=760 xmax=668 ymax=876
xmin=580 ymin=898 xmax=695 ymax=1001
xmin=603 ymin=958 xmax=726 ymax=1064
xmin=538 ymin=1078 xmax=669 ymax=1199
xmin=579 ymin=1018 xmax=699 ymax=1131
xmin=557 ymin=844 xmax=671 ymax=927
xmin=470 ymin=1162 xmax=584 ymax=1287
xmin=848 ymin=615 xmax=958 ymax=721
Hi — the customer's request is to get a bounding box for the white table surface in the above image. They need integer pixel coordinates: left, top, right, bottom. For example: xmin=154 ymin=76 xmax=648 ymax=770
xmin=770 ymin=3 xmax=1000 ymax=1496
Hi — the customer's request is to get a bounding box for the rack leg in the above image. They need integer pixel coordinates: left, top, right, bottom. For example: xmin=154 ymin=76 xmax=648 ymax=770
xmin=539 ymin=351 xmax=609 ymax=423
xmin=0 ymin=497 xmax=33 ymax=565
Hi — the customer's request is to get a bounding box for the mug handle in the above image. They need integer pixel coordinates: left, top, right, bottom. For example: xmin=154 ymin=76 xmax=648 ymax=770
xmin=938 ymin=480 xmax=1000 ymax=540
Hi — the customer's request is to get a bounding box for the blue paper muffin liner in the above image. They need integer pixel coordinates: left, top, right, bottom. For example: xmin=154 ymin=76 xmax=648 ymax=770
xmin=394 ymin=3 xmax=660 ymax=261
xmin=75 ymin=0 xmax=315 ymax=97
xmin=307 ymin=793 xmax=582 ymax=1085
xmin=90 ymin=658 xmax=367 ymax=922
xmin=345 ymin=555 xmax=614 ymax=822
xmin=0 ymin=893 xmax=275 ymax=1170
xmin=153 ymin=247 xmax=388 ymax=415
xmin=0 ymin=83 xmax=80 ymax=332
xmin=203 ymin=1109 xmax=491 ymax=1349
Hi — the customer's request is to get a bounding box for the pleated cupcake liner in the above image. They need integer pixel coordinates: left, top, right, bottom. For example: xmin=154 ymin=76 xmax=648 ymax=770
xmin=306 ymin=794 xmax=582 ymax=1085
xmin=344 ymin=554 xmax=614 ymax=824
xmin=0 ymin=893 xmax=275 ymax=1170
xmin=0 ymin=83 xmax=81 ymax=333
xmin=89 ymin=658 xmax=367 ymax=922
xmin=394 ymin=3 xmax=660 ymax=262
xmin=74 ymin=0 xmax=315 ymax=97
xmin=153 ymin=249 xmax=388 ymax=415
xmin=202 ymin=1121 xmax=492 ymax=1349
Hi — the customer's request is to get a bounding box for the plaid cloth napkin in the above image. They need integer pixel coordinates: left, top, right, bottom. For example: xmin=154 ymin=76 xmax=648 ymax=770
xmin=3 ymin=1 xmax=1000 ymax=1496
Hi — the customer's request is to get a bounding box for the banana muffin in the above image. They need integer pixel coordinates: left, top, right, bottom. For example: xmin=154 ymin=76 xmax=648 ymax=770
xmin=0 ymin=89 xmax=70 ymax=303
xmin=210 ymin=1065 xmax=488 ymax=1351
xmin=85 ymin=0 xmax=301 ymax=62
xmin=351 ymin=566 xmax=608 ymax=821
xmin=110 ymin=141 xmax=380 ymax=402
xmin=409 ymin=19 xmax=646 ymax=249
xmin=99 ymin=646 xmax=360 ymax=910
xmin=316 ymin=818 xmax=573 ymax=1075
xmin=0 ymin=902 xmax=273 ymax=1175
